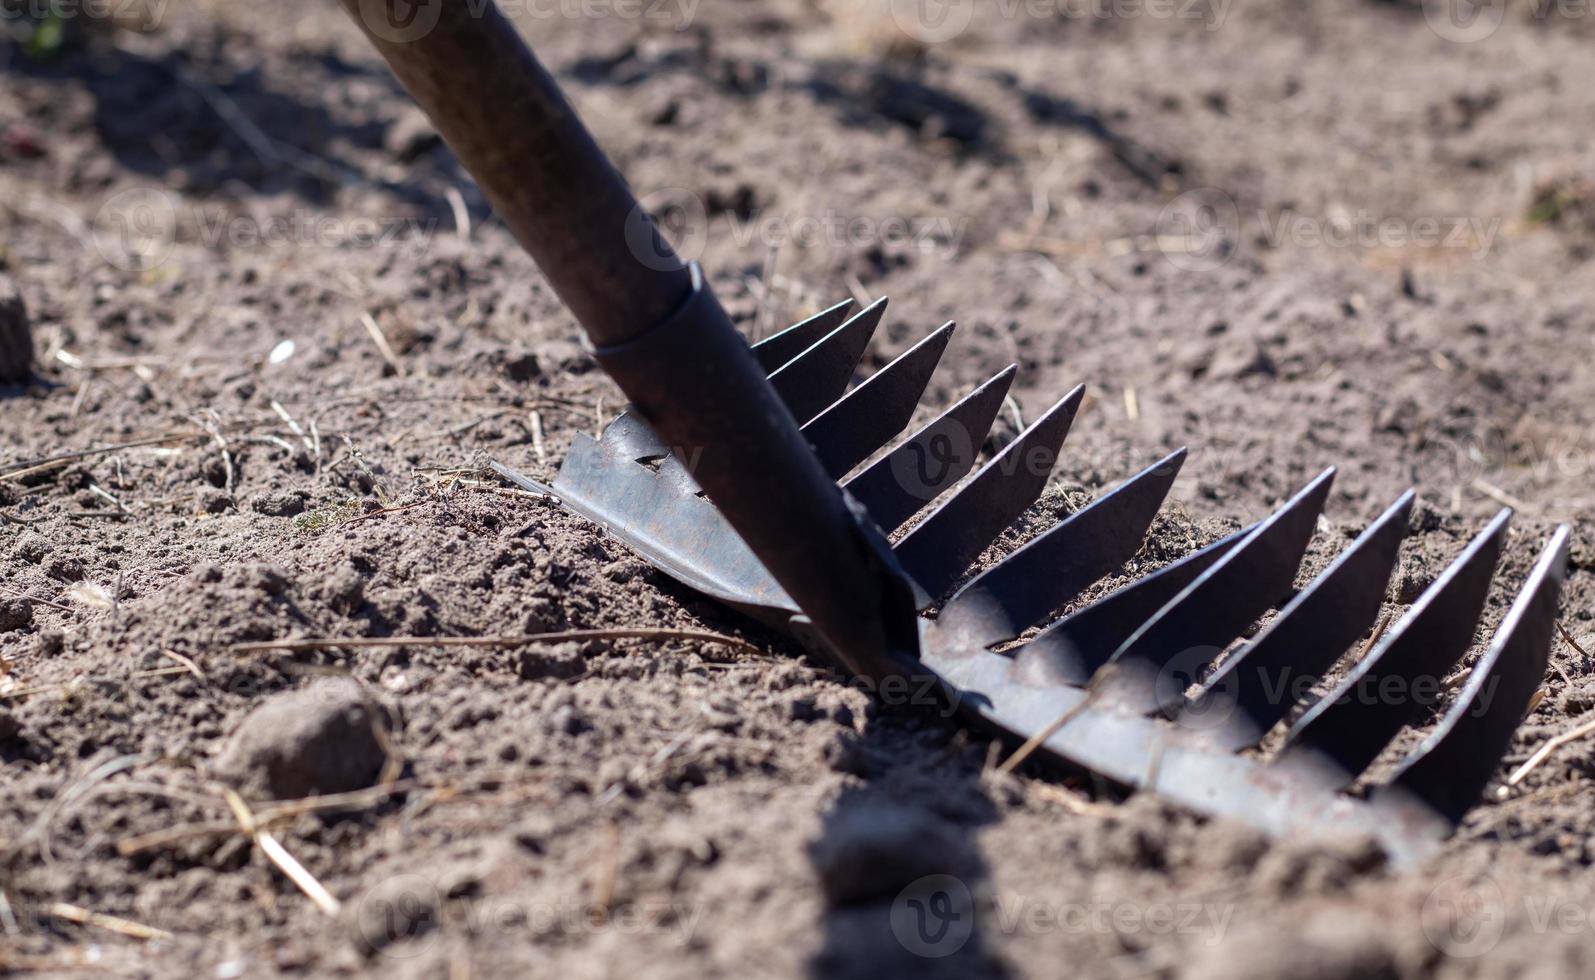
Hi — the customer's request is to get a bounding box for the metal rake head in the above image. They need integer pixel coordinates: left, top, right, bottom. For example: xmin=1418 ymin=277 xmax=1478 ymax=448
xmin=552 ymin=298 xmax=1572 ymax=866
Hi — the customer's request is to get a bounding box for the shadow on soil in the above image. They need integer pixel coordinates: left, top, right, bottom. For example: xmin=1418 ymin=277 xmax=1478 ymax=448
xmin=805 ymin=697 xmax=1013 ymax=980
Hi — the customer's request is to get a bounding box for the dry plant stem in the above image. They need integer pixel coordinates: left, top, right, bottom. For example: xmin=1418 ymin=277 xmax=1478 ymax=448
xmin=223 ymin=789 xmax=342 ymax=916
xmin=359 ymin=312 xmax=406 ymax=376
xmin=47 ymin=902 xmax=173 ymax=942
xmin=1503 ymin=715 xmax=1595 ymax=791
xmin=0 ymin=431 xmax=203 ymax=482
xmin=995 ymin=667 xmax=1118 ymax=776
xmin=231 ymin=628 xmax=767 ymax=659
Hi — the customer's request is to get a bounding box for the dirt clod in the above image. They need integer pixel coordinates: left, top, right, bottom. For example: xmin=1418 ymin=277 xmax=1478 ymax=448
xmin=0 ymin=275 xmax=30 ymax=384
xmin=214 ymin=677 xmax=391 ymax=800
xmin=0 ymin=597 xmax=33 ymax=632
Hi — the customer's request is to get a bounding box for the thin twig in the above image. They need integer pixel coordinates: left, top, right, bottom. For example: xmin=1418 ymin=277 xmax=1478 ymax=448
xmin=1 ymin=432 xmax=202 ymax=482
xmin=359 ymin=312 xmax=406 ymax=376
xmin=231 ymin=628 xmax=764 ymax=659
xmin=1501 ymin=715 xmax=1595 ymax=794
xmin=995 ymin=667 xmax=1116 ymax=776
xmin=530 ymin=411 xmax=547 ymax=465
xmin=223 ymin=789 xmax=341 ymax=916
xmin=445 ymin=186 xmax=471 ymax=243
xmin=1472 ymin=478 xmax=1532 ymax=514
xmin=47 ymin=902 xmax=172 ymax=942
xmin=1557 ymin=621 xmax=1590 ymax=659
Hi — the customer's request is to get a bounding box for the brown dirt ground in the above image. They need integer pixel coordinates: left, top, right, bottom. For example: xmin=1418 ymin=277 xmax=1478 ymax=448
xmin=5 ymin=1 xmax=1595 ymax=977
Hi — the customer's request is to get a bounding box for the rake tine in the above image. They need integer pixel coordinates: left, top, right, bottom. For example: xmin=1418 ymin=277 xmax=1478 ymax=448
xmin=767 ymin=298 xmax=887 ymax=424
xmin=1011 ymin=525 xmax=1253 ymax=687
xmin=1093 ymin=468 xmax=1336 ymax=715
xmin=893 ymin=385 xmax=1085 ymax=604
xmin=751 ymin=299 xmax=855 ymax=372
xmin=843 ymin=365 xmax=1017 ymax=534
xmin=1182 ymin=490 xmax=1415 ymax=749
xmin=1276 ymin=508 xmax=1513 ymax=791
xmin=1377 ymin=526 xmax=1570 ymax=825
xmin=802 ymin=323 xmax=955 ymax=478
xmin=938 ymin=448 xmax=1187 ymax=649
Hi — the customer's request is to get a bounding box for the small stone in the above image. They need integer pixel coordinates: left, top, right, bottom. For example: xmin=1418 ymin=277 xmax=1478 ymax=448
xmin=0 ymin=597 xmax=32 ymax=632
xmin=12 ymin=533 xmax=47 ymax=564
xmin=200 ymin=488 xmax=233 ymax=514
xmin=214 ymin=677 xmax=390 ymax=799
xmin=516 ymin=641 xmax=586 ymax=681
xmin=44 ymin=555 xmax=85 ymax=582
xmin=32 ymin=629 xmax=64 ymax=657
xmin=502 ymin=350 xmax=542 ymax=383
xmin=0 ymin=709 xmax=22 ymax=741
xmin=251 ymin=490 xmax=307 ymax=517
xmin=323 ymin=566 xmax=365 ymax=612
xmin=0 ymin=274 xmax=31 ymax=384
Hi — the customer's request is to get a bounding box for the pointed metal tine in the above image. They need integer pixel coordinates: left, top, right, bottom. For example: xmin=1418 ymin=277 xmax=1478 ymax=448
xmin=767 ymin=298 xmax=887 ymax=425
xmin=1378 ymin=526 xmax=1570 ymax=826
xmin=843 ymin=365 xmax=1016 ymax=534
xmin=802 ymin=324 xmax=954 ymax=478
xmin=938 ymin=448 xmax=1187 ymax=649
xmin=893 ymin=385 xmax=1085 ymax=605
xmin=751 ymin=298 xmax=854 ymax=372
xmin=1011 ymin=525 xmax=1253 ymax=688
xmin=1181 ymin=491 xmax=1415 ymax=749
xmin=1092 ymin=468 xmax=1335 ymax=715
xmin=1276 ymin=508 xmax=1513 ymax=791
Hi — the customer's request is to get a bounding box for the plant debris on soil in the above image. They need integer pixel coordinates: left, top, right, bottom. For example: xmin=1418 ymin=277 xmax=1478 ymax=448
xmin=4 ymin=2 xmax=1595 ymax=977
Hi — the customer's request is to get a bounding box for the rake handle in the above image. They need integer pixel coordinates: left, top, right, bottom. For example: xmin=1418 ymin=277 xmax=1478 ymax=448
xmin=342 ymin=0 xmax=917 ymax=677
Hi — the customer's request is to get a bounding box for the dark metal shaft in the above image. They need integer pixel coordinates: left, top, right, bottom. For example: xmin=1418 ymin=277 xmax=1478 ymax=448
xmin=340 ymin=0 xmax=915 ymax=676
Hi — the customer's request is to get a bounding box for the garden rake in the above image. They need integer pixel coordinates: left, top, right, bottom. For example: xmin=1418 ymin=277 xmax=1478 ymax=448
xmin=346 ymin=0 xmax=1571 ymax=866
